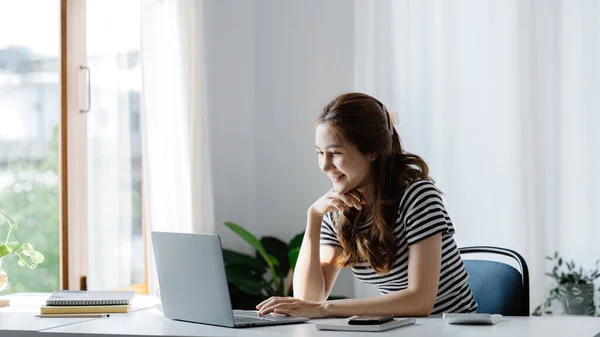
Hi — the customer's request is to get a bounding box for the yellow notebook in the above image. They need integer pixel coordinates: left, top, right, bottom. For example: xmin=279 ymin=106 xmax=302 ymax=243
xmin=40 ymin=304 xmax=131 ymax=314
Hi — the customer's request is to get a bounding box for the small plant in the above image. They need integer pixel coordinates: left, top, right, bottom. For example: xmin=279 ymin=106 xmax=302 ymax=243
xmin=222 ymin=222 xmax=303 ymax=300
xmin=0 ymin=210 xmax=45 ymax=269
xmin=533 ymin=252 xmax=600 ymax=316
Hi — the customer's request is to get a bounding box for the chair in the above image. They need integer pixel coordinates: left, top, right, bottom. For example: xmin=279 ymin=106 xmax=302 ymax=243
xmin=459 ymin=246 xmax=530 ymax=316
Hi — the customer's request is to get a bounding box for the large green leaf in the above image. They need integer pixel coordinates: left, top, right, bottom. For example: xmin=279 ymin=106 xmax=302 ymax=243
xmin=223 ymin=222 xmax=268 ymax=258
xmin=0 ymin=243 xmax=10 ymax=258
xmin=288 ymin=248 xmax=300 ymax=270
xmin=0 ymin=241 xmax=20 ymax=258
xmin=259 ymin=237 xmax=288 ymax=277
xmin=266 ymin=254 xmax=280 ymax=267
xmin=225 ymin=263 xmax=265 ymax=279
xmin=223 ymin=222 xmax=280 ymax=289
xmin=288 ymin=232 xmax=304 ymax=250
xmin=222 ymin=249 xmax=265 ymax=273
xmin=225 ymin=265 xmax=266 ymax=296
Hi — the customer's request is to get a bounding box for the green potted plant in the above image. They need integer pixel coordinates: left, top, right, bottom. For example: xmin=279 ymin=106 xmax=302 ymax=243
xmin=221 ymin=222 xmax=304 ymax=309
xmin=533 ymin=252 xmax=600 ymax=316
xmin=0 ymin=210 xmax=45 ymax=292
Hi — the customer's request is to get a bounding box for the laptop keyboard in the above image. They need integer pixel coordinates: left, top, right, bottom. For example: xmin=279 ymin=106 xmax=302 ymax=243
xmin=234 ymin=314 xmax=272 ymax=324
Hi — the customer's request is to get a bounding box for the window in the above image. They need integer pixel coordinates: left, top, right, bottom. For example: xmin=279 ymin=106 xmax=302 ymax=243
xmin=0 ymin=0 xmax=146 ymax=294
xmin=0 ymin=0 xmax=60 ymax=293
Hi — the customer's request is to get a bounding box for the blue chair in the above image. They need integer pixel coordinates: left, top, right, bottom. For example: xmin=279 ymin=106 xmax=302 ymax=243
xmin=459 ymin=246 xmax=530 ymax=316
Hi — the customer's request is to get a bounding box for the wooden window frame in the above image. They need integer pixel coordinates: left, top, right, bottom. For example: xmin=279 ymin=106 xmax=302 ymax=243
xmin=60 ymin=0 xmax=148 ymax=293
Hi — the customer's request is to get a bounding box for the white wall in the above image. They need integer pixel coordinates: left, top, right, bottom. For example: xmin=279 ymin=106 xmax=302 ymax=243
xmin=202 ymin=0 xmax=356 ymax=297
xmin=252 ymin=0 xmax=355 ymax=240
xmin=202 ymin=0 xmax=257 ymax=254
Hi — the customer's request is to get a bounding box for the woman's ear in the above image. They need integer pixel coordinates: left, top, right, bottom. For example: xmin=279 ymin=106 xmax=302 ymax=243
xmin=367 ymin=153 xmax=378 ymax=161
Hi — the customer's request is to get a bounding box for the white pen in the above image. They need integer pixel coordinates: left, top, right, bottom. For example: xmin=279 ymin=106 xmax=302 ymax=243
xmin=35 ymin=314 xmax=110 ymax=318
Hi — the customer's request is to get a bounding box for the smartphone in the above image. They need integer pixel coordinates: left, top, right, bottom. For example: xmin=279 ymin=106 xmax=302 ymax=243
xmin=347 ymin=315 xmax=394 ymax=325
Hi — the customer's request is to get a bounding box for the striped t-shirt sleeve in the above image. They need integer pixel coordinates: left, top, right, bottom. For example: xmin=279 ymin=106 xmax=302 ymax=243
xmin=320 ymin=212 xmax=341 ymax=247
xmin=404 ymin=180 xmax=455 ymax=245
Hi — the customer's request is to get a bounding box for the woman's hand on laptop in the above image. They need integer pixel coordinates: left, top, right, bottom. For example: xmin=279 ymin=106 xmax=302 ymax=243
xmin=256 ymin=297 xmax=326 ymax=318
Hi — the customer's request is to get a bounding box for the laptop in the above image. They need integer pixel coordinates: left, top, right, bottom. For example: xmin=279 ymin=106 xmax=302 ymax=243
xmin=151 ymin=231 xmax=310 ymax=328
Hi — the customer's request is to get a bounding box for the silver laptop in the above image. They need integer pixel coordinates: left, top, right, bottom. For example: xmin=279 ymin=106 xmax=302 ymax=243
xmin=151 ymin=231 xmax=310 ymax=328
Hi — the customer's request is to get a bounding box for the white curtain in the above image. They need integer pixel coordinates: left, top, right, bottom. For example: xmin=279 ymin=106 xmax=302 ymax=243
xmin=85 ymin=0 xmax=141 ymax=290
xmin=140 ymin=0 xmax=215 ymax=294
xmin=354 ymin=0 xmax=600 ymax=309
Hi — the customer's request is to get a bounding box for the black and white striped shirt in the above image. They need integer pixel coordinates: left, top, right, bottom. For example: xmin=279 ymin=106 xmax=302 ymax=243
xmin=320 ymin=179 xmax=477 ymax=315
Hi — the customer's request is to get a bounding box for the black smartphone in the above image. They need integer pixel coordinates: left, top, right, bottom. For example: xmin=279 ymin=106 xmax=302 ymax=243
xmin=347 ymin=315 xmax=394 ymax=325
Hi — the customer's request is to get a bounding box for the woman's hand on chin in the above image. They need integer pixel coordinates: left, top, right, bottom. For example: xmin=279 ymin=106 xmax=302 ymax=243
xmin=309 ymin=189 xmax=364 ymax=217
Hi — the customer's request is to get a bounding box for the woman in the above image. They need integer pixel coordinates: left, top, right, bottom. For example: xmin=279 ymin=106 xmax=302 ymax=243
xmin=257 ymin=93 xmax=477 ymax=318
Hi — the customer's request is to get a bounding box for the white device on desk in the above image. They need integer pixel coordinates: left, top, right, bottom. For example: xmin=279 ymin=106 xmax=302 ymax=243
xmin=443 ymin=313 xmax=503 ymax=325
xmin=316 ymin=317 xmax=416 ymax=332
xmin=151 ymin=231 xmax=310 ymax=328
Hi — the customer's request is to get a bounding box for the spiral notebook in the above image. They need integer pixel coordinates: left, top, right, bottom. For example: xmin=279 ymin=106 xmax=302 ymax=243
xmin=46 ymin=290 xmax=135 ymax=306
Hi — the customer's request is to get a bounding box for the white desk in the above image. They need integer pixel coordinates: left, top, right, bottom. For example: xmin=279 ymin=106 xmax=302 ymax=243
xmin=0 ymin=292 xmax=157 ymax=337
xmin=0 ymin=312 xmax=96 ymax=337
xmin=0 ymin=293 xmax=98 ymax=337
xmin=41 ymin=307 xmax=600 ymax=337
xmin=1 ymin=293 xmax=599 ymax=337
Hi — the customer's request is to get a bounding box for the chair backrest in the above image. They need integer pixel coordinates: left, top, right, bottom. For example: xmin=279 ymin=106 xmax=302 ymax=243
xmin=459 ymin=246 xmax=530 ymax=316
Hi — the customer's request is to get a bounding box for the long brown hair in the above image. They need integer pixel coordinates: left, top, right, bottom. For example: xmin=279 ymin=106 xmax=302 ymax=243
xmin=317 ymin=92 xmax=432 ymax=275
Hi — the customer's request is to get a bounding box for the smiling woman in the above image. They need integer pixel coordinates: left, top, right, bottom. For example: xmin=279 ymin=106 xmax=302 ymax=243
xmin=315 ymin=123 xmax=375 ymax=198
xmin=256 ymin=93 xmax=477 ymax=318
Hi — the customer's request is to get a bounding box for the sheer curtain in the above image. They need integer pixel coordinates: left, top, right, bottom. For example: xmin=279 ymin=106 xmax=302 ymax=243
xmin=354 ymin=0 xmax=600 ymax=308
xmin=140 ymin=0 xmax=214 ymax=294
xmin=85 ymin=0 xmax=142 ymax=290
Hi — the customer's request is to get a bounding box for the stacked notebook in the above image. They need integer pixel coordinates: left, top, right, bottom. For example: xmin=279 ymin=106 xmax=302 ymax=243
xmin=41 ymin=290 xmax=135 ymax=314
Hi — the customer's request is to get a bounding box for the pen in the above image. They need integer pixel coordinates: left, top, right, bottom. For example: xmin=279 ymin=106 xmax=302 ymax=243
xmin=35 ymin=314 xmax=110 ymax=318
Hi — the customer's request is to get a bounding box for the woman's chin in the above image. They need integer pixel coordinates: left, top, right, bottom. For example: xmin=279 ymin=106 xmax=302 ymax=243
xmin=332 ymin=183 xmax=353 ymax=194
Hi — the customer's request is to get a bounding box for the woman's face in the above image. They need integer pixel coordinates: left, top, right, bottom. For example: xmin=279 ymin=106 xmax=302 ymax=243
xmin=315 ymin=123 xmax=375 ymax=194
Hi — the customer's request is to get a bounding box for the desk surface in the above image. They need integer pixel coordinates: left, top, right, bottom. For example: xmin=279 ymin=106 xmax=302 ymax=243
xmin=0 ymin=292 xmax=158 ymax=337
xmin=42 ymin=308 xmax=600 ymax=337
xmin=1 ymin=293 xmax=600 ymax=337
xmin=0 ymin=293 xmax=98 ymax=337
xmin=0 ymin=312 xmax=94 ymax=337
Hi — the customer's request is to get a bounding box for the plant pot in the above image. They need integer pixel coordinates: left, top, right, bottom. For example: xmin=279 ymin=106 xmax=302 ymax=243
xmin=0 ymin=258 xmax=8 ymax=292
xmin=562 ymin=283 xmax=594 ymax=315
